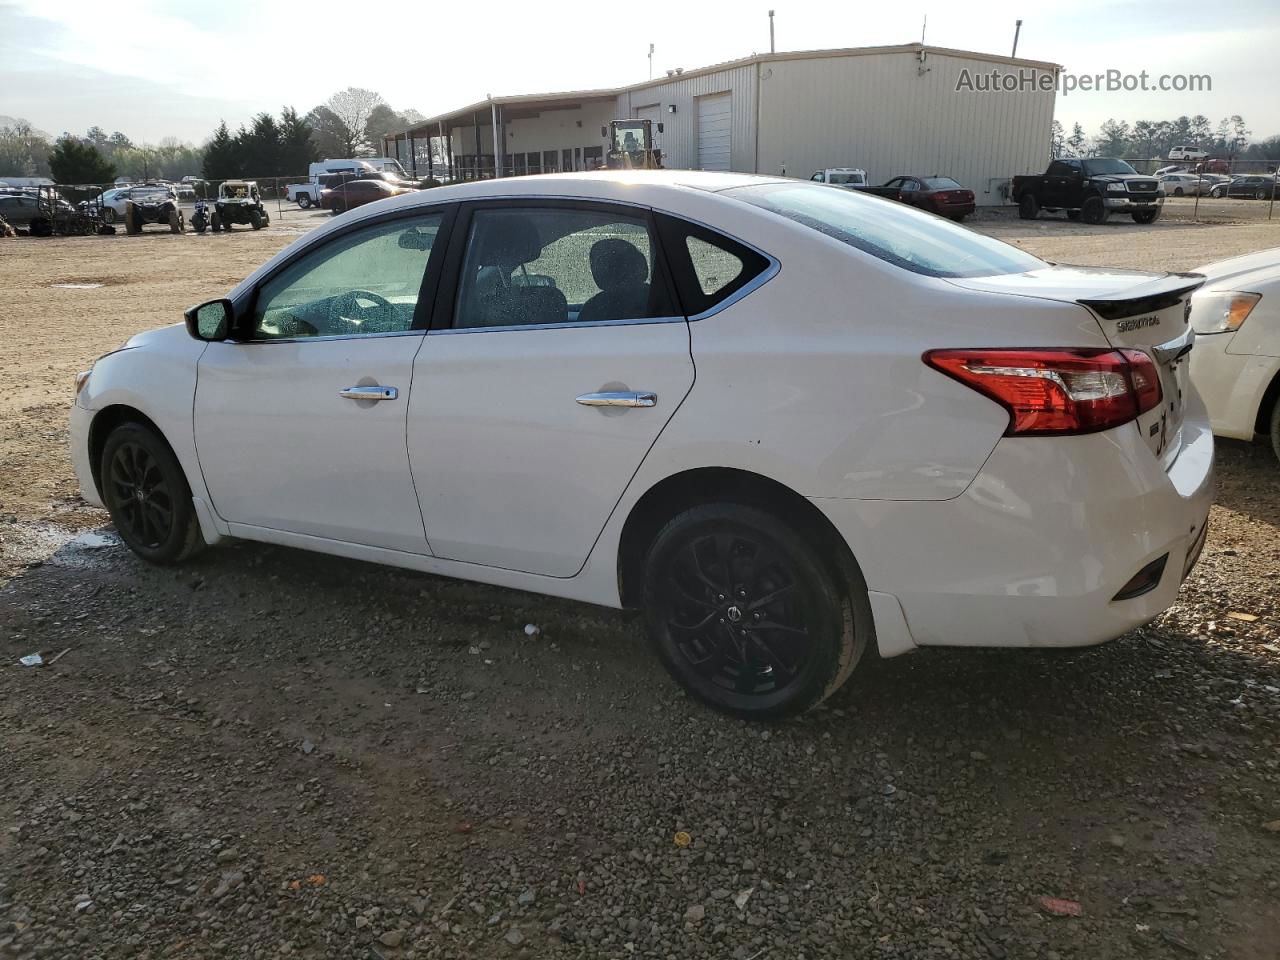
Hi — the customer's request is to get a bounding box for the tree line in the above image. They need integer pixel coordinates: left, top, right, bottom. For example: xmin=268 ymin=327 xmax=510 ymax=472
xmin=1051 ymin=114 xmax=1279 ymax=162
xmin=0 ymin=87 xmax=425 ymax=186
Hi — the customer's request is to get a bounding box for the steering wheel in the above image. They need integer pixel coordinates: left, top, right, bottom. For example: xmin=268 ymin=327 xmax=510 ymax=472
xmin=327 ymin=289 xmax=397 ymax=333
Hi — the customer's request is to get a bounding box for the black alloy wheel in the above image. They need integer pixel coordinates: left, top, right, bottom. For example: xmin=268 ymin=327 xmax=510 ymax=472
xmin=644 ymin=504 xmax=865 ymax=719
xmin=100 ymin=423 xmax=204 ymax=564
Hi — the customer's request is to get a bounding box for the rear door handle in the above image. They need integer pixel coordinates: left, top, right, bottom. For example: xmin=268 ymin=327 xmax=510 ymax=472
xmin=339 ymin=385 xmax=398 ymax=401
xmin=576 ymin=391 xmax=657 ymax=408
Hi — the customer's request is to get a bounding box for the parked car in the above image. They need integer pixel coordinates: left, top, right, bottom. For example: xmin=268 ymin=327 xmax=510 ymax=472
xmin=1154 ymin=164 xmax=1187 ymax=177
xmin=319 ymin=177 xmax=413 ymax=214
xmin=1012 ymin=157 xmax=1163 ymax=224
xmin=856 ymin=175 xmax=976 ymax=221
xmin=1219 ymin=176 xmax=1278 ymax=200
xmin=809 ymin=168 xmax=867 ymax=188
xmin=81 ymin=186 xmax=133 ymax=224
xmin=1159 ymin=173 xmax=1206 ymax=197
xmin=1168 ymin=146 xmax=1209 ymax=161
xmin=1187 ymin=247 xmax=1280 ymax=463
xmin=0 ymin=191 xmax=80 ymax=235
xmin=70 ymin=171 xmax=1212 ymax=719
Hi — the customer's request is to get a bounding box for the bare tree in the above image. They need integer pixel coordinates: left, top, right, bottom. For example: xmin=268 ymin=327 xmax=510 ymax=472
xmin=325 ymin=88 xmax=384 ymax=155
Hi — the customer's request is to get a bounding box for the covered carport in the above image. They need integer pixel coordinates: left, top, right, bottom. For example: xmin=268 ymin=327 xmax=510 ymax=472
xmin=382 ymin=90 xmax=619 ymax=181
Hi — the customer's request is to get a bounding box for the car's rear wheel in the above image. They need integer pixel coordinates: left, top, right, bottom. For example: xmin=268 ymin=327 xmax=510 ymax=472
xmin=102 ymin=207 xmax=116 ymax=225
xmin=1017 ymin=194 xmax=1039 ymax=220
xmin=100 ymin=422 xmax=205 ymax=565
xmin=1256 ymin=189 xmax=1267 ymax=201
xmin=297 ymin=195 xmax=312 ymax=209
xmin=1082 ymin=196 xmax=1109 ymax=224
xmin=168 ymin=209 xmax=183 ymax=233
xmin=1211 ymin=187 xmax=1225 ymax=198
xmin=250 ymin=209 xmax=263 ymax=230
xmin=642 ymin=504 xmax=865 ymax=719
xmin=1174 ymin=187 xmax=1184 ymax=197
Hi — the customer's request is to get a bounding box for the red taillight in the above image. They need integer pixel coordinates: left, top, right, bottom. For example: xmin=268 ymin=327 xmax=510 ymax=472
xmin=924 ymin=348 xmax=1163 ymax=435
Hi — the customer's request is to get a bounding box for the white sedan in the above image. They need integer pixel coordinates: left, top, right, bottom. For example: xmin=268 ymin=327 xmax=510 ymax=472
xmin=70 ymin=171 xmax=1213 ymax=718
xmin=1188 ymin=247 xmax=1280 ymax=463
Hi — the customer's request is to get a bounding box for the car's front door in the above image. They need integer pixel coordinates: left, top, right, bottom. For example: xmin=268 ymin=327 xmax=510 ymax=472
xmin=407 ymin=200 xmax=695 ymax=577
xmin=194 ymin=209 xmax=450 ymax=552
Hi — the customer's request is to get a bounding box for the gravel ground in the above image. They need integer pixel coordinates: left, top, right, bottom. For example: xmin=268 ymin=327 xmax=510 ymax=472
xmin=1 ymin=209 xmax=1279 ymax=960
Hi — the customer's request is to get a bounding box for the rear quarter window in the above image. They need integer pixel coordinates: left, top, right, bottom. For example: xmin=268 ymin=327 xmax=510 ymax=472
xmin=656 ymin=214 xmax=772 ymax=316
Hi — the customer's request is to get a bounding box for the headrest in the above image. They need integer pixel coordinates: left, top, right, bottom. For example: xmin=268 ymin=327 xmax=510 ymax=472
xmin=473 ymin=216 xmax=543 ymax=267
xmin=589 ymin=238 xmax=648 ymax=290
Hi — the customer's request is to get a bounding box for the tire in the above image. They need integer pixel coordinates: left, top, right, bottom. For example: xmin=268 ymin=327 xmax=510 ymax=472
xmin=951 ymin=213 xmax=967 ymax=223
xmin=29 ymin=217 xmax=52 ymax=237
xmin=1132 ymin=208 xmax=1160 ymax=224
xmin=249 ymin=209 xmax=263 ymax=230
xmin=210 ymin=212 xmax=222 ymax=232
xmin=1211 ymin=187 xmax=1225 ymax=198
xmin=168 ymin=209 xmax=182 ymax=233
xmin=99 ymin=422 xmax=205 ymax=565
xmin=1081 ymin=195 xmax=1109 ymax=224
xmin=102 ymin=207 xmax=116 ymax=225
xmin=297 ymin=195 xmax=312 ymax=209
xmin=1066 ymin=209 xmax=1082 ymax=221
xmin=1017 ymin=193 xmax=1039 ymax=220
xmin=642 ymin=504 xmax=867 ymax=720
xmin=192 ymin=214 xmax=206 ymax=234
xmin=1269 ymin=395 xmax=1280 ymax=467
xmin=1174 ymin=187 xmax=1184 ymax=197
xmin=125 ymin=203 xmax=141 ymax=235
xmin=1256 ymin=189 xmax=1267 ymax=201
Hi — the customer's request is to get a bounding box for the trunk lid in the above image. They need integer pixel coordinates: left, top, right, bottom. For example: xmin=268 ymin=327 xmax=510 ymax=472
xmin=947 ymin=265 xmax=1205 ymax=468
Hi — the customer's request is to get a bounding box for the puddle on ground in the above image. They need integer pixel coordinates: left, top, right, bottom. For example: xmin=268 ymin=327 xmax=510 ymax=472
xmin=1 ymin=524 xmax=120 ymax=581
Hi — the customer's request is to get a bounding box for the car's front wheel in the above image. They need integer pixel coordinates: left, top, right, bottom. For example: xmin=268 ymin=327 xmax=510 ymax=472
xmin=642 ymin=504 xmax=866 ymax=719
xmin=102 ymin=207 xmax=116 ymax=224
xmin=1270 ymin=396 xmax=1280 ymax=467
xmin=100 ymin=422 xmax=205 ymax=564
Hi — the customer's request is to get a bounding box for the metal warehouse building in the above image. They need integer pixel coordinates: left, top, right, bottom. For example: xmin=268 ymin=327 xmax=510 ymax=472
xmin=384 ymin=43 xmax=1059 ymax=206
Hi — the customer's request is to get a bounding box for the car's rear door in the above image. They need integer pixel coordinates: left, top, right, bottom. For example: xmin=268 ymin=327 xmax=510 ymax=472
xmin=194 ymin=207 xmax=452 ymax=552
xmin=406 ymin=199 xmax=694 ymax=577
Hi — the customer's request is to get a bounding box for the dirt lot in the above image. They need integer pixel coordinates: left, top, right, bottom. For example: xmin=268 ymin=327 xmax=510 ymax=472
xmin=1 ymin=207 xmax=1279 ymax=960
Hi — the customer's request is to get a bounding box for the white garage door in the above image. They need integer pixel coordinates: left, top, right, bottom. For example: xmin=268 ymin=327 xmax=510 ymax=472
xmin=697 ymin=93 xmax=732 ymax=171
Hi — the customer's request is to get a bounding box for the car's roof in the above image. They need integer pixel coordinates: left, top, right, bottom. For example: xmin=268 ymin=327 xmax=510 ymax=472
xmin=417 ymin=170 xmax=789 ymax=201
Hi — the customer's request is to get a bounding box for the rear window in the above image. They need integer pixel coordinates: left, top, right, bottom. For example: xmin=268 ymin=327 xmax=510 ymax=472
xmin=923 ymin=177 xmax=962 ymax=189
xmin=726 ymin=182 xmax=1043 ymax=279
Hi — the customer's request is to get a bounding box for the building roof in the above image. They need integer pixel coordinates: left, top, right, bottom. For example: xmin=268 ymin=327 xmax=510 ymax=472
xmin=390 ymin=43 xmax=1062 ymax=142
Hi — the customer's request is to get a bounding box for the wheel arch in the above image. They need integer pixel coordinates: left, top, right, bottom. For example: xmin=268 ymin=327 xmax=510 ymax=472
xmin=87 ymin=404 xmax=172 ymax=500
xmin=1255 ymin=366 xmax=1280 ymax=437
xmin=616 ymin=467 xmax=868 ymax=614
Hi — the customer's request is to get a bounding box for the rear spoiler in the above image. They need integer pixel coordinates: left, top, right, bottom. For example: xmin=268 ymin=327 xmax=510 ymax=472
xmin=1077 ymin=273 xmax=1205 ymax=320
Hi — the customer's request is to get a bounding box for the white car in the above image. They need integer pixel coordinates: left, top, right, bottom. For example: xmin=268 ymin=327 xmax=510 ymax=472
xmin=1159 ymin=173 xmax=1205 ymax=197
xmin=809 ymin=168 xmax=867 ymax=188
xmin=84 ymin=187 xmax=133 ymax=224
xmin=1168 ymin=146 xmax=1209 ymax=161
xmin=1188 ymin=247 xmax=1280 ymax=463
xmin=70 ymin=171 xmax=1213 ymax=718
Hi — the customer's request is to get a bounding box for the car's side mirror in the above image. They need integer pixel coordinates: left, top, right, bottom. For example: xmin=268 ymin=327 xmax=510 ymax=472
xmin=184 ymin=298 xmax=233 ymax=341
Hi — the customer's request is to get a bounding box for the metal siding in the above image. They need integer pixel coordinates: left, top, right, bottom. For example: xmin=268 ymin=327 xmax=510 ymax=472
xmin=615 ymin=65 xmax=757 ymax=172
xmin=756 ymin=51 xmax=1055 ymax=204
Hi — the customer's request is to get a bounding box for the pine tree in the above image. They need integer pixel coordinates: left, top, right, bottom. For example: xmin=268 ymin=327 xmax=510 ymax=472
xmin=48 ymin=138 xmax=116 ymax=184
xmin=202 ymin=121 xmax=240 ymax=179
xmin=278 ymin=106 xmax=319 ymax=176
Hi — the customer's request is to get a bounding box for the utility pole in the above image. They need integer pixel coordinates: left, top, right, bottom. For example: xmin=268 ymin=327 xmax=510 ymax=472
xmin=649 ymin=43 xmax=655 ymax=80
xmin=768 ymin=10 xmax=775 ymax=54
xmin=1011 ymin=19 xmax=1023 ymax=58
xmin=921 ymin=14 xmax=927 ymax=44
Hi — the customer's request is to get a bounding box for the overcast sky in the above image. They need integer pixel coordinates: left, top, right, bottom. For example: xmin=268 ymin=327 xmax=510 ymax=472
xmin=1 ymin=0 xmax=1276 ymax=146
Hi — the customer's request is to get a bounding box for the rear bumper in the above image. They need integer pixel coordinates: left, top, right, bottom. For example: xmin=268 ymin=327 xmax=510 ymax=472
xmin=812 ymin=402 xmax=1214 ymax=652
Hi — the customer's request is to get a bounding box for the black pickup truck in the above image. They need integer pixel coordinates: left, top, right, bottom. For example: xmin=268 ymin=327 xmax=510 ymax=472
xmin=1011 ymin=158 xmax=1163 ymax=225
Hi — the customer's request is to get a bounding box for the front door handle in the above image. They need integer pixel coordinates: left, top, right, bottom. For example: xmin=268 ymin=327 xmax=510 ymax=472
xmin=576 ymin=391 xmax=657 ymax=408
xmin=339 ymin=385 xmax=398 ymax=401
